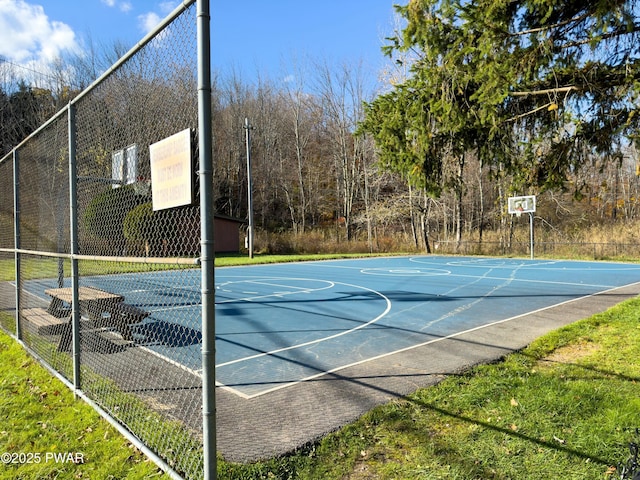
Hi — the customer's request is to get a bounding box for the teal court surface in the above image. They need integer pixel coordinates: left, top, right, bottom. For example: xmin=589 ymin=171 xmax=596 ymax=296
xmin=23 ymin=256 xmax=640 ymax=398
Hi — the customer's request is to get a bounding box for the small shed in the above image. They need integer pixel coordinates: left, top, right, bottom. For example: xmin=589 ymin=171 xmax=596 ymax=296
xmin=214 ymin=215 xmax=244 ymax=253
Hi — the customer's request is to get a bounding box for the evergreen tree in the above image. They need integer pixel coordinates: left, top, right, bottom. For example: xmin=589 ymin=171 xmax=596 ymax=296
xmin=360 ymin=0 xmax=640 ymax=195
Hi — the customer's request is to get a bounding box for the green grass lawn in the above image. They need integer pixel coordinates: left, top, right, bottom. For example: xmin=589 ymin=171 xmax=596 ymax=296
xmin=0 ymin=253 xmax=392 ymax=283
xmin=1 ymin=253 xmax=640 ymax=478
xmin=0 ymin=328 xmax=171 ymax=480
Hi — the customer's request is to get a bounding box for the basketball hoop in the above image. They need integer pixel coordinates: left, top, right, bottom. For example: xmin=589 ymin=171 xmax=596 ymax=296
xmin=508 ymin=195 xmax=536 ymax=260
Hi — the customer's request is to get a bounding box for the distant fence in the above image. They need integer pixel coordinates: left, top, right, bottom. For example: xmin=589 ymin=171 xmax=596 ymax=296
xmin=433 ymin=240 xmax=640 ymax=260
xmin=0 ymin=1 xmax=215 ymax=479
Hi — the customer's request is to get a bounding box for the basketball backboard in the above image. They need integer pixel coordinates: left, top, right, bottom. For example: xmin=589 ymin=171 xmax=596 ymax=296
xmin=508 ymin=195 xmax=536 ymax=215
xmin=111 ymin=144 xmax=138 ymax=188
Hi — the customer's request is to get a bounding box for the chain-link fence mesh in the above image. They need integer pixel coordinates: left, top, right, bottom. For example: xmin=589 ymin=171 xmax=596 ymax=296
xmin=0 ymin=252 xmax=15 ymax=336
xmin=0 ymin=2 xmax=206 ymax=478
xmin=0 ymin=158 xmax=13 ymax=250
xmin=0 ymin=159 xmax=15 ymax=334
xmin=18 ymin=113 xmax=70 ymax=254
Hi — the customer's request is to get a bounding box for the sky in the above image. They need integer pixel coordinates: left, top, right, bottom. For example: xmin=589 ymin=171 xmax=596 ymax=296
xmin=0 ymin=0 xmax=401 ymax=87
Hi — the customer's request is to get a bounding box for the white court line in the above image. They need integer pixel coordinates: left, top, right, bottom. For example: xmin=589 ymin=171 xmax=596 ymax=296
xmin=215 ymin=277 xmax=335 ymax=304
xmin=215 ymin=281 xmax=392 ymax=369
xmin=439 ymin=258 xmax=559 ymax=268
xmin=443 ymin=272 xmax=616 ymax=290
xmin=435 ymin=257 xmax=640 ymax=271
xmin=298 ymin=257 xmax=617 ymax=289
xmin=360 ymin=267 xmax=451 ymax=276
xmin=138 ymin=345 xmax=203 ymax=379
xmin=304 ymin=255 xmax=640 ymax=273
xmin=215 ymin=263 xmax=504 ymax=398
xmin=232 ymin=281 xmax=640 ymax=399
xmin=414 ymin=258 xmax=527 ymax=331
xmin=243 ymin=279 xmax=328 ymax=290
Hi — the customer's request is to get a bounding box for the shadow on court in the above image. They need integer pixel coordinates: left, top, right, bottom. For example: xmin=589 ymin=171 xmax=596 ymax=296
xmin=133 ymin=320 xmax=202 ymax=347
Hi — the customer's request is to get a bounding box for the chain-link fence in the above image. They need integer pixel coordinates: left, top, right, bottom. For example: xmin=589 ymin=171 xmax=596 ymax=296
xmin=0 ymin=2 xmax=213 ymax=478
xmin=432 ymin=239 xmax=640 ymax=259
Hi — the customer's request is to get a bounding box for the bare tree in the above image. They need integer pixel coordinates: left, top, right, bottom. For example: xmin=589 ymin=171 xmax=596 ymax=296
xmin=281 ymin=60 xmax=316 ymax=233
xmin=315 ymin=59 xmax=375 ymax=241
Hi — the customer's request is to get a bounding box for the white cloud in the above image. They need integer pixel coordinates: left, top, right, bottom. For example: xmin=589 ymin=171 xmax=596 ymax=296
xmin=119 ymin=1 xmax=133 ymax=13
xmin=138 ymin=2 xmax=180 ymax=35
xmin=138 ymin=11 xmax=161 ymax=34
xmin=0 ymin=0 xmax=81 ymax=64
xmin=102 ymin=0 xmax=132 ymax=13
xmin=159 ymin=1 xmax=179 ymax=14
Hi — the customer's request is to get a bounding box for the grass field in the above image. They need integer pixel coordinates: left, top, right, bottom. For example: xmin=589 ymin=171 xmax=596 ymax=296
xmin=0 ymin=253 xmax=392 ymax=283
xmin=1 ymin=254 xmax=639 ymax=478
xmin=0 ymin=326 xmax=171 ymax=480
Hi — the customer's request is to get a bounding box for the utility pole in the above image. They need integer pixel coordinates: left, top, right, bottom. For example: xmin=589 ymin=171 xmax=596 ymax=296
xmin=244 ymin=117 xmax=254 ymax=258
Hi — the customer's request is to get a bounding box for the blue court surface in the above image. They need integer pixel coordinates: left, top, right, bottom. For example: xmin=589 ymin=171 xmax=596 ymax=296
xmin=24 ymin=256 xmax=640 ymax=398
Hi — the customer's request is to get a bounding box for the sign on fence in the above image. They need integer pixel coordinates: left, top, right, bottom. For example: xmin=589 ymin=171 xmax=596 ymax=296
xmin=112 ymin=144 xmax=138 ymax=188
xmin=149 ymin=128 xmax=194 ymax=211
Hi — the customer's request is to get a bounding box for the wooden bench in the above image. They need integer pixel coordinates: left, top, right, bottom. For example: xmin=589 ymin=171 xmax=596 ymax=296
xmin=21 ymin=307 xmax=69 ymax=335
xmin=45 ymin=286 xmax=124 ymax=319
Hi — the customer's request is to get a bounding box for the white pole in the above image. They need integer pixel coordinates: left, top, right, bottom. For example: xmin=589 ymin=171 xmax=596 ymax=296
xmin=529 ymin=212 xmax=534 ymax=260
xmin=244 ymin=117 xmax=254 ymax=259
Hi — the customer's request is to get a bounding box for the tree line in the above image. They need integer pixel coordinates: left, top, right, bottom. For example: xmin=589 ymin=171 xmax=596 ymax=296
xmin=2 ymin=0 xmax=640 ymax=256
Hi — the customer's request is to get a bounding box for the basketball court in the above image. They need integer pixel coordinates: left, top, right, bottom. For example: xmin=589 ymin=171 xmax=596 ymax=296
xmin=22 ymin=255 xmax=640 ymax=402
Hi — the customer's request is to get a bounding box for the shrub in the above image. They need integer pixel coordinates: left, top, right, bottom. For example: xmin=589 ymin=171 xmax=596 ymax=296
xmin=122 ymin=202 xmax=154 ymax=254
xmin=122 ymin=203 xmax=199 ymax=257
xmin=83 ymin=185 xmax=146 ymax=251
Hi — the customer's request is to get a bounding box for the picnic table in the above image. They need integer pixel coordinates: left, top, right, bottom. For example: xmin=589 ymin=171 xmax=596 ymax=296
xmin=46 ymin=286 xmax=124 ymax=318
xmin=42 ymin=286 xmax=148 ymax=351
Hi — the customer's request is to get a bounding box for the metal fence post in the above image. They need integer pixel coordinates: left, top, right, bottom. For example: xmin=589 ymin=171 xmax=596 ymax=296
xmin=244 ymin=117 xmax=254 ymax=259
xmin=68 ymin=103 xmax=81 ymax=390
xmin=13 ymin=149 xmax=21 ymax=340
xmin=198 ymin=0 xmax=216 ymax=478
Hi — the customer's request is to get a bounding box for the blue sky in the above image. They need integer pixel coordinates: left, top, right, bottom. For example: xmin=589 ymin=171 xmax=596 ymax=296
xmin=0 ymin=0 xmax=400 ymax=85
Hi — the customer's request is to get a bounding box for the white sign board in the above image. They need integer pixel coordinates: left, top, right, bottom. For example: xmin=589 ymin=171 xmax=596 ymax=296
xmin=149 ymin=129 xmax=193 ymax=211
